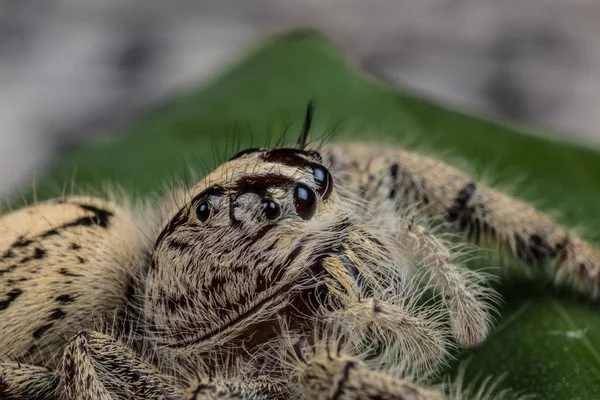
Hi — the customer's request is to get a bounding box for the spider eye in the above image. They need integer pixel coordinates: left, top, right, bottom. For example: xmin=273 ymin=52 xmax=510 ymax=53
xmin=313 ymin=166 xmax=333 ymax=200
xmin=196 ymin=201 xmax=212 ymax=222
xmin=308 ymin=150 xmax=323 ymax=163
xmin=261 ymin=199 xmax=281 ymax=220
xmin=294 ymin=184 xmax=317 ymax=220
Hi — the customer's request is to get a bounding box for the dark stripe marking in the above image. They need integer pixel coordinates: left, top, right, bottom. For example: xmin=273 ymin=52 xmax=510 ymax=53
xmin=32 ymin=323 xmax=53 ymax=339
xmin=0 ymin=264 xmax=17 ymax=276
xmin=40 ymin=229 xmax=59 ymax=238
xmin=2 ymin=249 xmax=15 ymax=259
xmin=56 ymin=294 xmax=76 ymax=304
xmin=154 ymin=207 xmax=188 ymax=249
xmin=59 ymin=268 xmax=82 ymax=277
xmin=447 ymin=183 xmax=479 ymax=238
xmin=166 ymin=239 xmax=191 ymax=251
xmin=0 ymin=288 xmax=23 ymax=310
xmin=448 ymin=183 xmax=476 ymax=221
xmin=233 ymin=174 xmax=295 ymax=194
xmin=75 ymin=204 xmax=113 ymax=228
xmin=33 ymin=248 xmax=46 ymax=259
xmin=261 ymin=148 xmax=320 ymax=167
xmin=8 ymin=204 xmax=114 ymax=251
xmin=341 ymin=252 xmax=367 ymax=294
xmin=5 ymin=277 xmax=27 ymax=286
xmin=331 ymin=361 xmax=356 ymax=400
xmin=48 ymin=308 xmax=66 ymax=321
xmin=12 ymin=238 xmax=34 ymax=248
xmin=529 ymin=234 xmax=557 ymax=261
xmin=389 ymin=163 xmax=399 ymax=180
xmin=515 ymin=233 xmax=558 ymax=264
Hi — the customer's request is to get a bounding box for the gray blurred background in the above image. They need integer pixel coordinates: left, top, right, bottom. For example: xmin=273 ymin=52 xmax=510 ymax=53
xmin=1 ymin=0 xmax=600 ymax=196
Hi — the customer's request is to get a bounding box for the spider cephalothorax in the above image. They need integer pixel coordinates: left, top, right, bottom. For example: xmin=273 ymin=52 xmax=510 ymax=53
xmin=145 ymin=146 xmax=433 ymax=374
xmin=148 ymin=147 xmax=342 ymax=343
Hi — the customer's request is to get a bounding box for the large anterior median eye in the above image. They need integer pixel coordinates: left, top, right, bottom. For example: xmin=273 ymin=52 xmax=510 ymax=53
xmin=294 ymin=183 xmax=317 ymax=220
xmin=313 ymin=165 xmax=333 ymax=200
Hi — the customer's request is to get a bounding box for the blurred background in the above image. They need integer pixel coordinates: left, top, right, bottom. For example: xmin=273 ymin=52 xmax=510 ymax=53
xmin=1 ymin=0 xmax=600 ymax=196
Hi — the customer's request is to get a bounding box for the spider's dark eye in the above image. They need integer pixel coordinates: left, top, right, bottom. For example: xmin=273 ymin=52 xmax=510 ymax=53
xmin=261 ymin=199 xmax=281 ymax=220
xmin=313 ymin=166 xmax=333 ymax=200
xmin=294 ymin=183 xmax=317 ymax=220
xmin=196 ymin=201 xmax=212 ymax=222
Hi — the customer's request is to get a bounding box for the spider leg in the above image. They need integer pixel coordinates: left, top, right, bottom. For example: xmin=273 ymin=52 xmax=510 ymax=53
xmin=58 ymin=329 xmax=184 ymax=400
xmin=2 ymin=332 xmax=285 ymax=400
xmin=0 ymin=361 xmax=57 ymax=399
xmin=186 ymin=378 xmax=284 ymax=399
xmin=296 ymin=349 xmax=445 ymax=400
xmin=397 ymin=222 xmax=495 ymax=347
xmin=326 ymin=143 xmax=600 ymax=299
xmin=326 ymin=297 xmax=448 ymax=370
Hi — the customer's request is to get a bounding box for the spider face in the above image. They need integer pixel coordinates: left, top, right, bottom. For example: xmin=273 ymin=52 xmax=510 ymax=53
xmin=144 ymin=147 xmax=363 ymax=357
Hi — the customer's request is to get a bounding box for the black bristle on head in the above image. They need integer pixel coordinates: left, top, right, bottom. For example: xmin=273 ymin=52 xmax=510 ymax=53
xmin=297 ymin=100 xmax=315 ymax=150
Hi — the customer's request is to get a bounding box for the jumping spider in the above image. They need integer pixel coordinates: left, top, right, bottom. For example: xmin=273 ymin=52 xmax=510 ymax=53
xmin=1 ymin=106 xmax=599 ymax=399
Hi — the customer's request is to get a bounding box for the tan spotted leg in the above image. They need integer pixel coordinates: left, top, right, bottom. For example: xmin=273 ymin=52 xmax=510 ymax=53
xmin=326 ymin=297 xmax=449 ymax=369
xmin=185 ymin=378 xmax=284 ymax=400
xmin=1 ymin=329 xmax=287 ymax=400
xmin=320 ymin=250 xmax=449 ymax=369
xmin=325 ymin=143 xmax=600 ymax=298
xmin=57 ymin=330 xmax=184 ymax=400
xmin=0 ymin=362 xmax=57 ymax=399
xmin=331 ymin=220 xmax=490 ymax=349
xmin=396 ymin=222 xmax=495 ymax=347
xmin=296 ymin=350 xmax=445 ymax=400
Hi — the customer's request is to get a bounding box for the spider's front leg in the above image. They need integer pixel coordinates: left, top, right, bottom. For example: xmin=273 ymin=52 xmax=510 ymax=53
xmin=395 ymin=223 xmax=496 ymax=347
xmin=57 ymin=330 xmax=184 ymax=400
xmin=295 ymin=347 xmax=444 ymax=400
xmin=0 ymin=362 xmax=57 ymax=399
xmin=58 ymin=330 xmax=286 ymax=400
xmin=323 ymin=250 xmax=449 ymax=369
xmin=185 ymin=378 xmax=283 ymax=400
xmin=326 ymin=143 xmax=600 ymax=309
xmin=335 ymin=223 xmax=491 ymax=349
xmin=1 ymin=332 xmax=283 ymax=400
xmin=325 ymin=296 xmax=449 ymax=370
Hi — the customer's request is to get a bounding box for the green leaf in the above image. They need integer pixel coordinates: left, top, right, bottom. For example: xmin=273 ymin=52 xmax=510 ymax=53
xmin=23 ymin=30 xmax=600 ymax=399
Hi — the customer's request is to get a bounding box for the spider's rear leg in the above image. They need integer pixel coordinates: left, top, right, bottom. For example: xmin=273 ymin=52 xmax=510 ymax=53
xmin=295 ymin=348 xmax=445 ymax=400
xmin=326 ymin=143 xmax=600 ymax=305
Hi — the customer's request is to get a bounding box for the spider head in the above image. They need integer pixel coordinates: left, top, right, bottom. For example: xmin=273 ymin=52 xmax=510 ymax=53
xmin=144 ymin=147 xmax=361 ymax=356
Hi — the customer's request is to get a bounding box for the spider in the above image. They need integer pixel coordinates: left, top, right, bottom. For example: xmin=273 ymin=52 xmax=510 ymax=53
xmin=1 ymin=105 xmax=598 ymax=400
